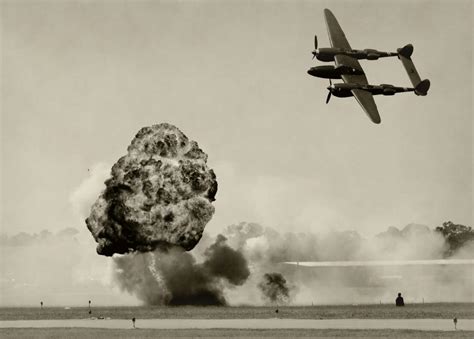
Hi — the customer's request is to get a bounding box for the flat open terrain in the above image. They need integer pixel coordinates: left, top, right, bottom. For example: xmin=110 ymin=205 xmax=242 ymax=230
xmin=1 ymin=328 xmax=473 ymax=338
xmin=2 ymin=318 xmax=474 ymax=331
xmin=2 ymin=304 xmax=473 ymax=338
xmin=1 ymin=303 xmax=472 ymax=320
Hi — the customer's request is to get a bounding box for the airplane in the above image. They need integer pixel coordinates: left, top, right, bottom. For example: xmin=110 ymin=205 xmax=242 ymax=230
xmin=308 ymin=9 xmax=430 ymax=124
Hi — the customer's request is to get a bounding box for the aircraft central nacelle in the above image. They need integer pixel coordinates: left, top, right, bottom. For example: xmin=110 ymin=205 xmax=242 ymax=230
xmin=307 ymin=65 xmax=364 ymax=79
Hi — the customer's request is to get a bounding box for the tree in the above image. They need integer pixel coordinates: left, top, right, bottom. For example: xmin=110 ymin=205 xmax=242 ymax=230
xmin=435 ymin=221 xmax=474 ymax=257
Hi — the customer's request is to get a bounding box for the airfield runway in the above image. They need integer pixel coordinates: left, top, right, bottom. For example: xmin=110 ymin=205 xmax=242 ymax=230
xmin=1 ymin=318 xmax=473 ymax=331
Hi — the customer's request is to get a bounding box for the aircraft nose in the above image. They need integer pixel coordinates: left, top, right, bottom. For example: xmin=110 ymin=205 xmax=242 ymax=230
xmin=307 ymin=68 xmax=316 ymax=76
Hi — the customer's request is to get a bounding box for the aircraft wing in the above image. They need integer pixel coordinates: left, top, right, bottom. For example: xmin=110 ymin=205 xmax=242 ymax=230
xmin=324 ymin=8 xmax=351 ymax=50
xmin=325 ymin=9 xmax=381 ymax=124
xmin=351 ymin=89 xmax=381 ymax=124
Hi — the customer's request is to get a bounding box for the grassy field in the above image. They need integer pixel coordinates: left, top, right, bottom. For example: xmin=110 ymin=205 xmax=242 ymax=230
xmin=0 ymin=303 xmax=472 ymax=321
xmin=1 ymin=328 xmax=473 ymax=338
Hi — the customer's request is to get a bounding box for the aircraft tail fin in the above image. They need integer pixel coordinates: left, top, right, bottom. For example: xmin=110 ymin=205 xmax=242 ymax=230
xmin=397 ymin=44 xmax=414 ymax=58
xmin=414 ymin=79 xmax=430 ymax=96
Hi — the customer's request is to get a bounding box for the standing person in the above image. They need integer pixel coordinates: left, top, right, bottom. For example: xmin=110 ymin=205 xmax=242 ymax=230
xmin=453 ymin=317 xmax=458 ymax=330
xmin=132 ymin=317 xmax=136 ymax=329
xmin=88 ymin=300 xmax=92 ymax=315
xmin=395 ymin=293 xmax=405 ymax=306
xmin=40 ymin=301 xmax=43 ymax=309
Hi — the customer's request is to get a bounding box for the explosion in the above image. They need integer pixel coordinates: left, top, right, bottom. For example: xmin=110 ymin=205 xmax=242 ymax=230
xmin=258 ymin=272 xmax=291 ymax=304
xmin=114 ymin=235 xmax=250 ymax=305
xmin=86 ymin=123 xmax=218 ymax=256
xmin=85 ymin=123 xmax=251 ymax=305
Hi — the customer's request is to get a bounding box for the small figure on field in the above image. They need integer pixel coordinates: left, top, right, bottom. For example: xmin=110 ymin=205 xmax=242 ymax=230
xmin=40 ymin=301 xmax=43 ymax=309
xmin=453 ymin=317 xmax=458 ymax=330
xmin=132 ymin=317 xmax=136 ymax=329
xmin=395 ymin=293 xmax=404 ymax=306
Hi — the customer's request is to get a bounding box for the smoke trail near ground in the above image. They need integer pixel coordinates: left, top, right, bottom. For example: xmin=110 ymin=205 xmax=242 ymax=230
xmin=258 ymin=273 xmax=290 ymax=304
xmin=113 ymin=235 xmax=249 ymax=305
xmin=108 ymin=220 xmax=472 ymax=305
xmin=220 ymin=222 xmax=474 ymax=305
xmin=86 ymin=123 xmax=217 ymax=256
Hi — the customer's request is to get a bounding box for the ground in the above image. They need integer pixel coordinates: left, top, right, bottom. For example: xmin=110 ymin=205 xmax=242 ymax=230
xmin=1 ymin=304 xmax=473 ymax=338
xmin=1 ymin=328 xmax=474 ymax=338
xmin=1 ymin=303 xmax=472 ymax=320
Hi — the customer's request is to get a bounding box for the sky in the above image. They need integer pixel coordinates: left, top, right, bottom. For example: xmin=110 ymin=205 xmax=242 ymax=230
xmin=1 ymin=0 xmax=472 ymax=240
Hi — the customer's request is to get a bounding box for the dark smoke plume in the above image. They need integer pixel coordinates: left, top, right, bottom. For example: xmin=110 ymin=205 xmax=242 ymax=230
xmin=113 ymin=235 xmax=250 ymax=305
xmin=258 ymin=272 xmax=290 ymax=304
xmin=86 ymin=123 xmax=218 ymax=256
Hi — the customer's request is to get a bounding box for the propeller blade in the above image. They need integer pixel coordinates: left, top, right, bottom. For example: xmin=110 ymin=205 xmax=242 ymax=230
xmin=326 ymin=90 xmax=332 ymax=104
xmin=329 ymin=79 xmax=332 ymax=86
xmin=312 ymin=53 xmax=316 ymax=60
xmin=314 ymin=35 xmax=318 ymax=49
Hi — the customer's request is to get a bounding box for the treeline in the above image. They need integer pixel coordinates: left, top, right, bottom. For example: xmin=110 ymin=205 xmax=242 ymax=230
xmin=435 ymin=221 xmax=474 ymax=257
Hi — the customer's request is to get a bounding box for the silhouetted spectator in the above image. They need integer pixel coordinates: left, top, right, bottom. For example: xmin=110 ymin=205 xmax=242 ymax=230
xmin=132 ymin=317 xmax=136 ymax=328
xmin=396 ymin=292 xmax=404 ymax=306
xmin=40 ymin=301 xmax=43 ymax=309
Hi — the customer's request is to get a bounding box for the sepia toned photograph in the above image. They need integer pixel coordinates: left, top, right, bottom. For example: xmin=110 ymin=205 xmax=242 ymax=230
xmin=1 ymin=0 xmax=472 ymax=337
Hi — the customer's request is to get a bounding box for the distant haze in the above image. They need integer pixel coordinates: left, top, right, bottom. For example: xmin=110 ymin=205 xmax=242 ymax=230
xmin=1 ymin=221 xmax=472 ymax=306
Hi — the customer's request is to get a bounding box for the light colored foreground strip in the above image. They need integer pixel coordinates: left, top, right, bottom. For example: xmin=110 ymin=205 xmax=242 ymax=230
xmin=1 ymin=319 xmax=473 ymax=331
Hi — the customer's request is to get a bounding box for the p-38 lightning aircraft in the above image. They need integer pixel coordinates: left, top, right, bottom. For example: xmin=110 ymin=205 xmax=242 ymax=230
xmin=308 ymin=9 xmax=430 ymax=124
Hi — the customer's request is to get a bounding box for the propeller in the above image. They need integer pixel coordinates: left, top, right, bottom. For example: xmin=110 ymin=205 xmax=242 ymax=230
xmin=326 ymin=79 xmax=332 ymax=104
xmin=326 ymin=90 xmax=332 ymax=104
xmin=312 ymin=35 xmax=318 ymax=59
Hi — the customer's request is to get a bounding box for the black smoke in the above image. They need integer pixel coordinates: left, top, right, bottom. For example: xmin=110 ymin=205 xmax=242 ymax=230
xmin=113 ymin=235 xmax=250 ymax=305
xmin=86 ymin=123 xmax=217 ymax=256
xmin=258 ymin=272 xmax=290 ymax=304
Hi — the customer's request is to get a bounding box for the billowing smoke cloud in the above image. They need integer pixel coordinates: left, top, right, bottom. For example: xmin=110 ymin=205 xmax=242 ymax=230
xmin=219 ymin=222 xmax=473 ymax=305
xmin=258 ymin=272 xmax=290 ymax=304
xmin=86 ymin=123 xmax=218 ymax=256
xmin=113 ymin=235 xmax=249 ymax=305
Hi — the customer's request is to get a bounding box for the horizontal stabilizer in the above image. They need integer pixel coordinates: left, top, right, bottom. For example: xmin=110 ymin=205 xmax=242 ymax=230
xmin=415 ymin=79 xmax=430 ymax=96
xmin=399 ymin=54 xmax=421 ymax=87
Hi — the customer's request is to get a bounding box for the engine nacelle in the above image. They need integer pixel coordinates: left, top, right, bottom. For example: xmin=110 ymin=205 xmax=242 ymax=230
xmin=367 ymin=53 xmax=380 ymax=60
xmin=383 ymin=88 xmax=396 ymax=95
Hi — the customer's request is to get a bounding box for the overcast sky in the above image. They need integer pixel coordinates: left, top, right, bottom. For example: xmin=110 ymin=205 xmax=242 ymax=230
xmin=1 ymin=0 xmax=472 ymax=240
